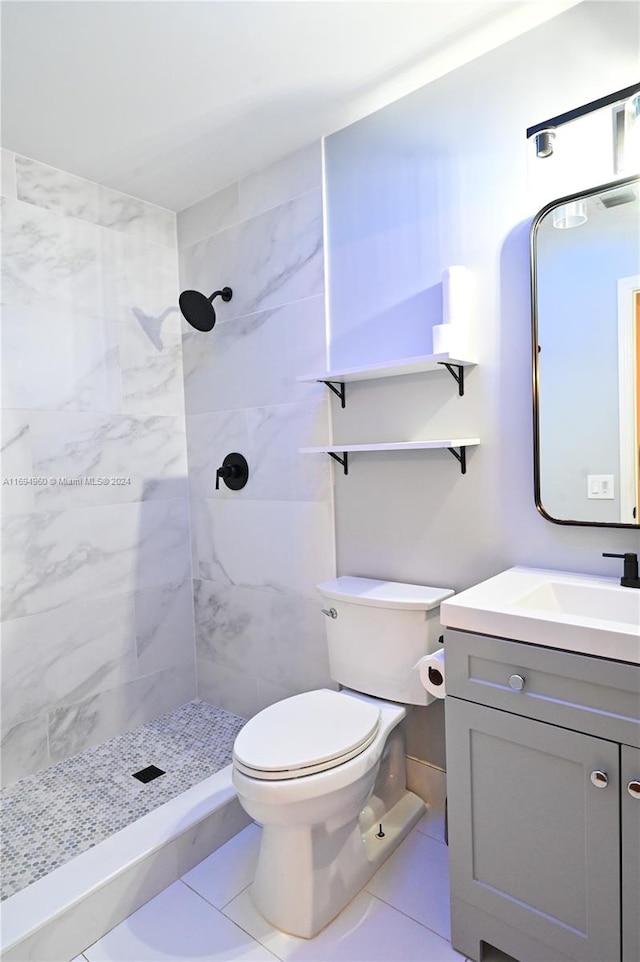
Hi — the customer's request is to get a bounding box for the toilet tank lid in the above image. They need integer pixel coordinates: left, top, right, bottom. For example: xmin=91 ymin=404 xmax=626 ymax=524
xmin=317 ymin=577 xmax=454 ymax=610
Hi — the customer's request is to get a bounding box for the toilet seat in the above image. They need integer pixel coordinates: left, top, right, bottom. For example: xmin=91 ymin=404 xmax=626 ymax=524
xmin=233 ymin=689 xmax=381 ymax=780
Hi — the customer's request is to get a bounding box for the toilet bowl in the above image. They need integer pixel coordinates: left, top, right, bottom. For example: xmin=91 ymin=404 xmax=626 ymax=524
xmin=231 ymin=576 xmax=454 ymax=938
xmin=232 ymin=688 xmax=425 ymax=938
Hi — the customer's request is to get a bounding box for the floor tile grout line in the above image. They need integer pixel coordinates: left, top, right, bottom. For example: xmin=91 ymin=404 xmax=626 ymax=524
xmin=412 ymin=826 xmax=447 ymax=846
xmin=361 ymin=890 xmax=455 ymax=948
xmin=179 ymin=873 xmax=253 ymax=911
xmin=176 ymin=879 xmax=286 ymax=959
xmin=412 ymin=825 xmax=447 ymax=845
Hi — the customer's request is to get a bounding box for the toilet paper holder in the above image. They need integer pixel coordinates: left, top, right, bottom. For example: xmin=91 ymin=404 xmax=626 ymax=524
xmin=428 ymin=666 xmax=444 ymax=687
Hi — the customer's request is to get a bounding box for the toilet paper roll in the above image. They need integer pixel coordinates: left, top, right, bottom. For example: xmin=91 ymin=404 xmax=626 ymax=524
xmin=417 ymin=649 xmax=446 ymax=699
xmin=442 ymin=265 xmax=472 ymax=331
xmin=432 ymin=324 xmax=469 ymax=358
xmin=432 ymin=323 xmax=450 ymax=355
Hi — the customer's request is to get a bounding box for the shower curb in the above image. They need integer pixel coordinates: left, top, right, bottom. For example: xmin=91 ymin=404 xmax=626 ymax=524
xmin=0 ymin=765 xmax=250 ymax=962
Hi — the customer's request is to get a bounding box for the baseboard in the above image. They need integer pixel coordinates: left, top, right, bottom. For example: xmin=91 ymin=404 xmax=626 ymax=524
xmin=0 ymin=765 xmax=250 ymax=962
xmin=405 ymin=756 xmax=447 ymax=810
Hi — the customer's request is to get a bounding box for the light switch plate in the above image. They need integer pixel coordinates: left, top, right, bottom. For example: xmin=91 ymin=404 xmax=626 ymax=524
xmin=587 ymin=474 xmax=615 ymax=499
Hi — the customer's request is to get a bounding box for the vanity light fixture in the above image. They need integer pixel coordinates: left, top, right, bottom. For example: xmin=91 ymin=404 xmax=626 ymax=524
xmin=614 ymin=91 xmax=640 ymax=173
xmin=534 ymin=128 xmax=556 ymax=159
xmin=552 ymin=200 xmax=587 ymax=229
xmin=527 ymin=82 xmax=640 ymax=160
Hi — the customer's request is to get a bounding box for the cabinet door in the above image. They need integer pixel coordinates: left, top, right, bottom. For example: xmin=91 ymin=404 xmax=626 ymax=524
xmin=446 ymin=698 xmax=620 ymax=962
xmin=622 ymin=745 xmax=640 ymax=962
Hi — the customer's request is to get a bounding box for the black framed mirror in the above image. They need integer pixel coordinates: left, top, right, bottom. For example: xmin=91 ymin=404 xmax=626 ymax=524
xmin=531 ymin=174 xmax=640 ymax=528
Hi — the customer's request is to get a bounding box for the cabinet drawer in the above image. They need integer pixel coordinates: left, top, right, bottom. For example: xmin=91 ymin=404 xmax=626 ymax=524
xmin=445 ymin=629 xmax=640 ymax=747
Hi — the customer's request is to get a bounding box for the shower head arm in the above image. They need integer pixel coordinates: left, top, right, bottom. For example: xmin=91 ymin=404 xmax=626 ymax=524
xmin=208 ymin=287 xmax=233 ymax=304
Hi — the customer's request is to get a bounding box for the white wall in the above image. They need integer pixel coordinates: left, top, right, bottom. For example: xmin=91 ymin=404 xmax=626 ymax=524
xmin=1 ymin=153 xmax=195 ymax=785
xmin=324 ymin=1 xmax=640 ymax=767
xmin=177 ymin=145 xmax=336 ymax=719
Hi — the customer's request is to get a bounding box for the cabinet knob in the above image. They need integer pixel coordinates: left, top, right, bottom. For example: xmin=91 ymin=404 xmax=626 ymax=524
xmin=508 ymin=674 xmax=525 ymax=691
xmin=628 ymin=780 xmax=640 ymax=799
xmin=590 ymin=770 xmax=609 ymax=789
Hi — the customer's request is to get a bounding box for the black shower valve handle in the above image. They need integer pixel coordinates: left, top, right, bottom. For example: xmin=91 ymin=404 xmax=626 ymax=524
xmin=215 ymin=463 xmax=240 ymax=490
xmin=215 ymin=465 xmax=230 ymax=490
xmin=215 ymin=453 xmax=250 ymax=492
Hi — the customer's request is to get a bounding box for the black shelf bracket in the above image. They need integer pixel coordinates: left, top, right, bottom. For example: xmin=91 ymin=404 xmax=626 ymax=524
xmin=328 ymin=451 xmax=348 ymax=475
xmin=447 ymin=446 xmax=467 ymax=475
xmin=320 ymin=380 xmax=346 ymax=408
xmin=438 ymin=362 xmax=465 ymax=397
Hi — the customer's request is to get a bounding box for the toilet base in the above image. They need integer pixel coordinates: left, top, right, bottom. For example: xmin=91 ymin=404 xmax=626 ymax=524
xmin=250 ymin=788 xmax=425 ymax=939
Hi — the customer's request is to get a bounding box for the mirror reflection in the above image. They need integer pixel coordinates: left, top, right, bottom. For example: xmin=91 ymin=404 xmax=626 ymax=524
xmin=532 ymin=176 xmax=640 ymax=527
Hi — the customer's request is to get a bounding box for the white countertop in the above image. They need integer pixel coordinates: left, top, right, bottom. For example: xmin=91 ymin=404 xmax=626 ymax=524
xmin=440 ymin=566 xmax=640 ymax=664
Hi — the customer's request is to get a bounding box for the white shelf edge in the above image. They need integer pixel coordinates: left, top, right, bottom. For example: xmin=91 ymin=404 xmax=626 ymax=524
xmin=299 ymin=439 xmax=480 ymax=454
xmin=296 ymin=352 xmax=477 ymax=384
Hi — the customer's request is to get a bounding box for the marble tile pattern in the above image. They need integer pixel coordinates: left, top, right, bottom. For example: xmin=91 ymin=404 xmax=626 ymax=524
xmin=178 ymin=188 xmax=324 ymax=324
xmin=1 ymin=194 xmax=180 ymax=326
xmin=186 ymin=400 xmax=329 ymax=503
xmin=2 ymin=498 xmax=191 ymax=621
xmin=1 ymin=155 xmax=194 ymax=782
xmin=14 ymin=156 xmax=176 ymax=247
xmin=47 ymin=664 xmax=197 ymax=763
xmin=193 ymin=579 xmax=333 ymax=698
xmin=190 ymin=499 xmax=334 ymax=598
xmin=119 ymin=321 xmax=185 ymax=416
xmin=238 ymin=143 xmax=323 ymax=223
xmin=1 ymin=635 xmax=196 ymax=784
xmin=1 ymin=305 xmax=122 ymax=416
xmin=181 ymin=297 xmax=327 ymax=417
xmin=177 ymin=182 xmax=239 ymax=248
xmin=176 ymin=143 xmax=321 ymax=248
xmin=0 ymin=700 xmax=245 ymax=901
xmin=178 ymin=144 xmax=335 ymax=721
xmin=2 ymin=578 xmax=194 ymax=731
xmin=13 ymin=411 xmax=186 ymax=510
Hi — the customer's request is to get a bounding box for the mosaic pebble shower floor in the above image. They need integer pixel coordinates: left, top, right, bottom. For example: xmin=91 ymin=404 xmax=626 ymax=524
xmin=0 ymin=700 xmax=245 ymax=901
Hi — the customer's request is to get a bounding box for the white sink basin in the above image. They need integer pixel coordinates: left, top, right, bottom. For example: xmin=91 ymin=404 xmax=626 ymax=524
xmin=440 ymin=566 xmax=640 ymax=663
xmin=515 ymin=580 xmax=640 ymax=625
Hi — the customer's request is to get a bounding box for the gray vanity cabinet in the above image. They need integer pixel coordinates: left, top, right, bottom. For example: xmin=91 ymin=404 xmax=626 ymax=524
xmin=444 ymin=630 xmax=640 ymax=962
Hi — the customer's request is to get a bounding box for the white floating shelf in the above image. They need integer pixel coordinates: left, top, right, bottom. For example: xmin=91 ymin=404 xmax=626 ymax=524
xmin=300 ymin=438 xmax=480 ymax=475
xmin=300 ymin=439 xmax=479 ymax=453
xmin=297 ymin=352 xmax=476 ymax=384
xmin=297 ymin=353 xmax=476 ymax=404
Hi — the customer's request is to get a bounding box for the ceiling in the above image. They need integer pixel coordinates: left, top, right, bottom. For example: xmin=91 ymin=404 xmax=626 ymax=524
xmin=1 ymin=1 xmax=580 ymax=211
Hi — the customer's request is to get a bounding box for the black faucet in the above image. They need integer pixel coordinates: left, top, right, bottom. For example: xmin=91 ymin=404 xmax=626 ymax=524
xmin=602 ymin=553 xmax=640 ymax=588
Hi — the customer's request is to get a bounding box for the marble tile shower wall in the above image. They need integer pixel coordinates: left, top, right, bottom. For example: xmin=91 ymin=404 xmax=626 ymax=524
xmin=178 ymin=144 xmax=336 ymax=719
xmin=1 ymin=151 xmax=196 ymax=786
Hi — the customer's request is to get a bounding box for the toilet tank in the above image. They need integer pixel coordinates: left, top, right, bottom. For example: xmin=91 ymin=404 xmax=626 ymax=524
xmin=317 ymin=576 xmax=455 ymax=706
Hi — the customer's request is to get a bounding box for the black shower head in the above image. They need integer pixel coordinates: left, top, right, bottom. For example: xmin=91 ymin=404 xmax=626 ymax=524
xmin=179 ymin=286 xmax=232 ymax=331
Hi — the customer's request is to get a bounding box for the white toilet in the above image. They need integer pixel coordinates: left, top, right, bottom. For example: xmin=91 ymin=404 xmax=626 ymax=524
xmin=232 ymin=576 xmax=454 ymax=938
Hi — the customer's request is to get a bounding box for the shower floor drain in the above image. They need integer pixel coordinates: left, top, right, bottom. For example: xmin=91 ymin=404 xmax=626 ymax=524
xmin=132 ymin=765 xmax=166 ymax=783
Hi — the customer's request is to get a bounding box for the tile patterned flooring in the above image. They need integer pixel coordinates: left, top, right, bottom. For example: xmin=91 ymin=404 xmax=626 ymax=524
xmin=74 ymin=809 xmax=475 ymax=962
xmin=0 ymin=700 xmax=245 ymax=900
